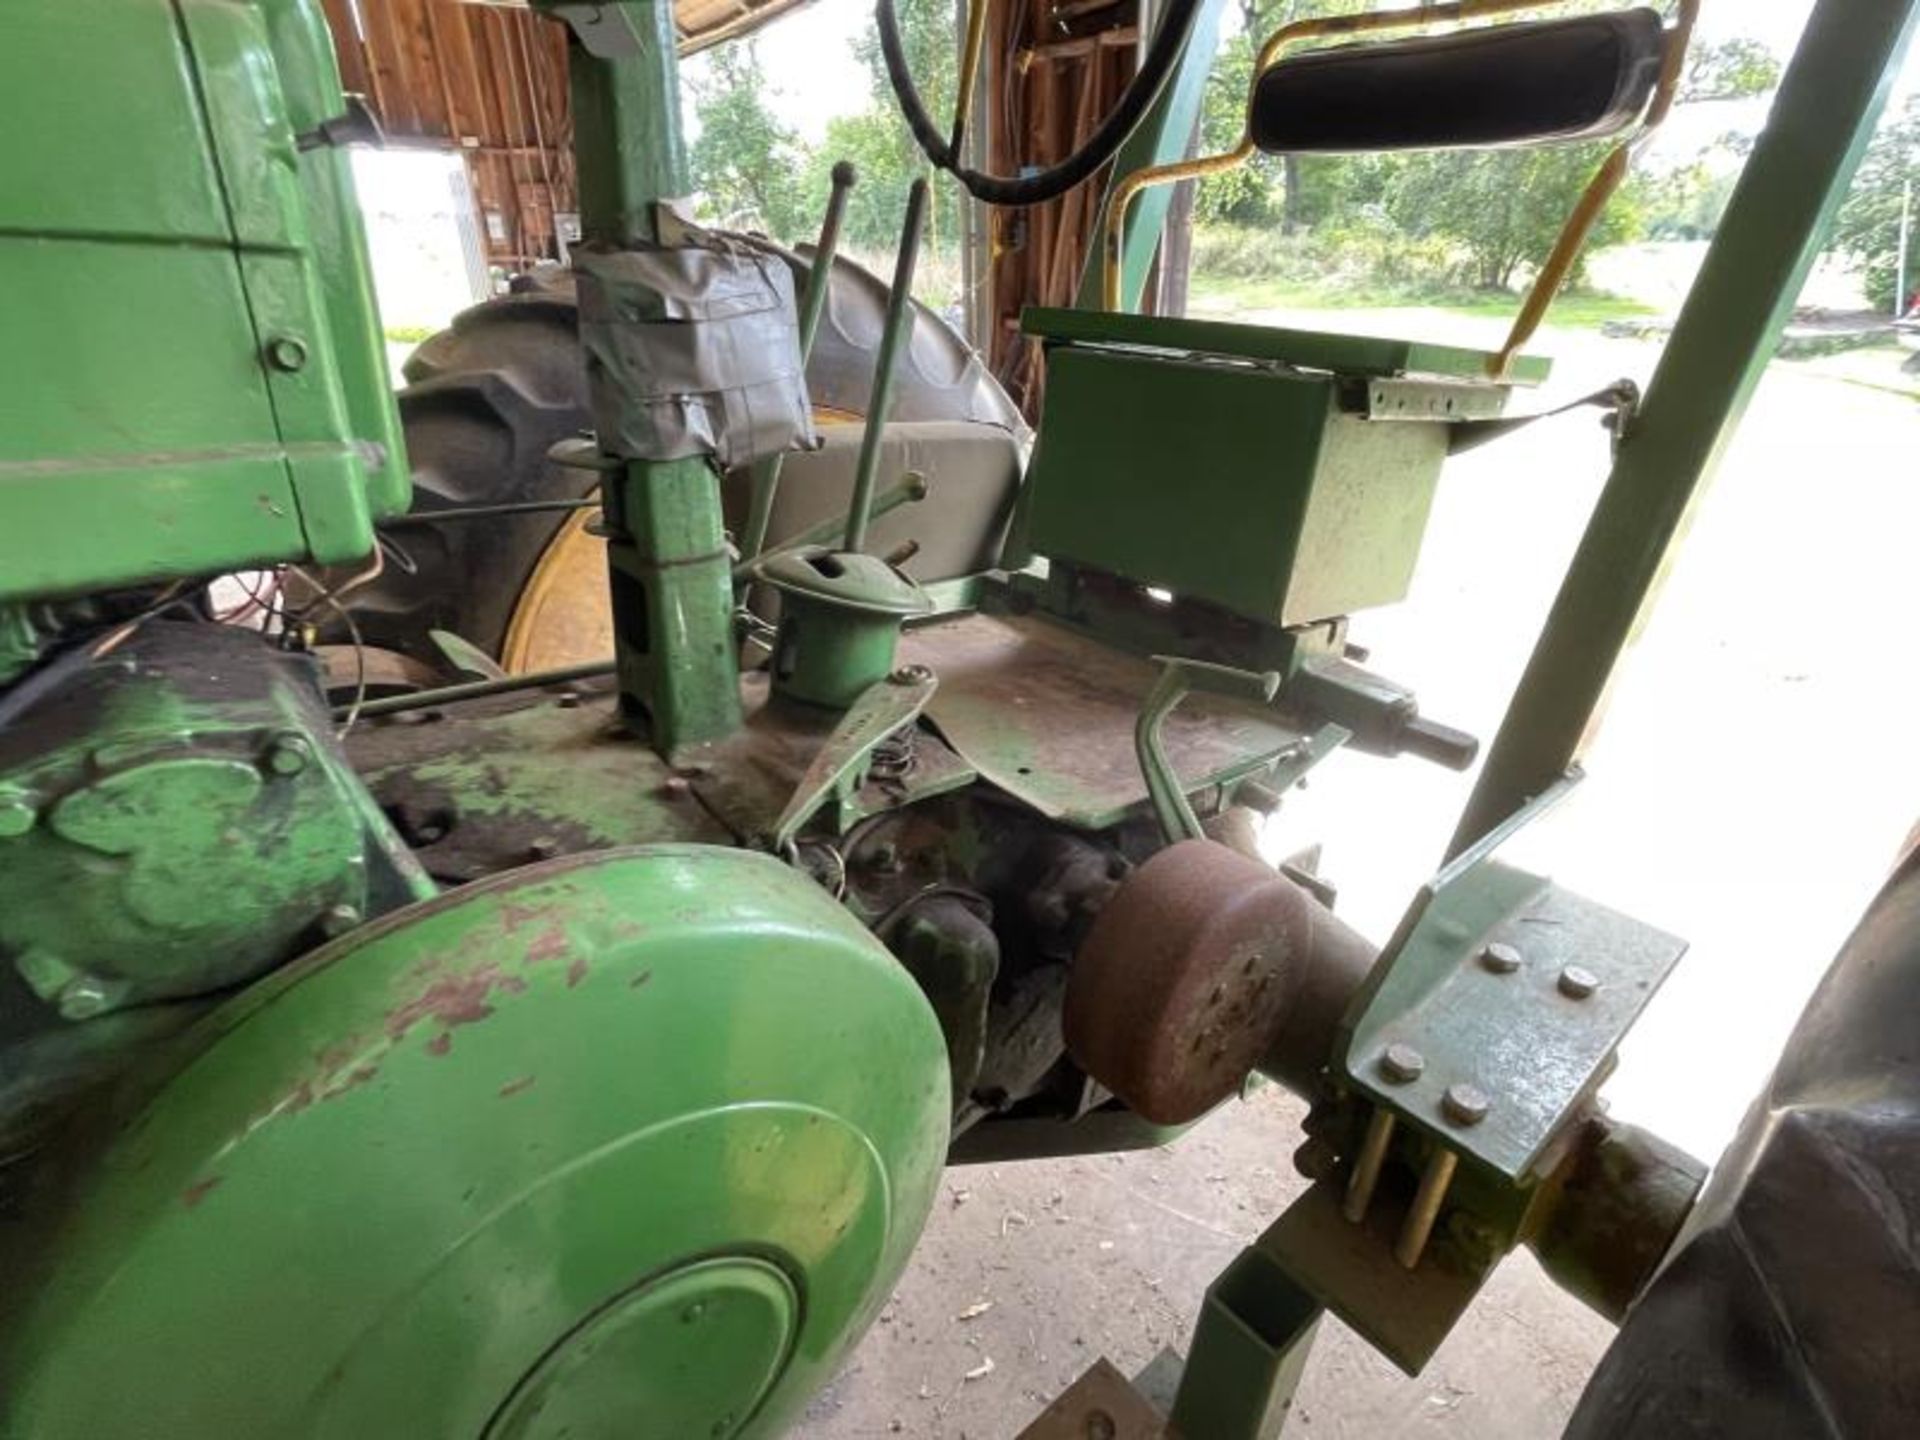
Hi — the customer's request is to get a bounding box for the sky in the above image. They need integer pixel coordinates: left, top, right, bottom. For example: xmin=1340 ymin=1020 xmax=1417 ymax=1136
xmin=692 ymin=0 xmax=1916 ymax=146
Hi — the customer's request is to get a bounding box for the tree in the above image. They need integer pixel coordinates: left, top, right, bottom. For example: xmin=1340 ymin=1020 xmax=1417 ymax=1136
xmin=1832 ymin=95 xmax=1919 ymax=312
xmin=1389 ymin=142 xmax=1642 ymax=291
xmin=1679 ymin=37 xmax=1782 ymax=105
xmin=687 ymin=41 xmax=812 ymax=241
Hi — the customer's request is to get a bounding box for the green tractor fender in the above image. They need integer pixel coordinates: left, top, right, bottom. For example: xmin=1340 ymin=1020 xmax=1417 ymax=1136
xmin=2 ymin=846 xmax=949 ymax=1440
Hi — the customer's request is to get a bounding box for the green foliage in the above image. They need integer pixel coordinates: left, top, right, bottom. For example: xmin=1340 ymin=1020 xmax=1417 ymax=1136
xmin=1629 ymin=161 xmax=1736 ymax=242
xmin=1386 ymin=143 xmax=1640 ymax=291
xmin=687 ymin=41 xmax=812 ymax=240
xmin=1679 ymin=36 xmax=1783 ymax=104
xmin=1832 ymin=95 xmax=1918 ymax=313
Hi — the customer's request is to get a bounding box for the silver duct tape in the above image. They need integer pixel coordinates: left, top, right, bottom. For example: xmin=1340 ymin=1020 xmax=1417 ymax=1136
xmin=576 ymin=237 xmax=818 ymax=470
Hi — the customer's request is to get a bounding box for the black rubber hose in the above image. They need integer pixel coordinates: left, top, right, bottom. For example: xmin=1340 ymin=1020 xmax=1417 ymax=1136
xmin=877 ymin=0 xmax=1203 ymax=206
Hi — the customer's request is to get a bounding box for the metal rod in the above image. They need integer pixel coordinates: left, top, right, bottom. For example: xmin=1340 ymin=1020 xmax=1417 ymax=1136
xmin=739 ymin=161 xmax=859 ymax=572
xmin=380 ymin=497 xmax=600 ymax=529
xmin=845 ymin=178 xmax=929 ymax=554
xmin=1342 ymin=1107 xmax=1396 ymax=1223
xmin=732 ymin=472 xmax=929 ymax=580
xmin=1395 ymin=1146 xmax=1459 ymax=1270
xmin=1448 ymin=0 xmax=1920 ymax=858
xmin=341 ymin=660 xmax=615 ymax=720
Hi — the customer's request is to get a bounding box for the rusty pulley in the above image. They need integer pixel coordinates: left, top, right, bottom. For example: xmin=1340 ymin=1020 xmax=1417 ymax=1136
xmin=1064 ymin=840 xmax=1377 ymax=1124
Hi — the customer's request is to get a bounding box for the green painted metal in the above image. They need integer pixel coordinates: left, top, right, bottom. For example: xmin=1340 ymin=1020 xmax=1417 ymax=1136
xmin=1073 ymin=0 xmax=1229 ymax=313
xmin=0 ymin=0 xmax=404 ymax=603
xmin=2 ymin=847 xmax=949 ymax=1439
xmin=759 ymin=550 xmax=931 ymax=709
xmin=768 ymin=667 xmax=938 ymax=850
xmin=1168 ymin=1246 xmax=1321 ymax=1440
xmin=739 ymin=162 xmax=859 ymax=574
xmin=1448 ymin=0 xmax=1920 ymax=858
xmin=538 ymin=0 xmax=744 ymax=754
xmin=1136 ymin=658 xmax=1281 ymax=843
xmin=1024 ymin=306 xmax=1551 ymax=384
xmin=0 ymin=628 xmax=429 ymax=1021
xmin=845 ymin=178 xmax=929 ymax=554
xmin=1024 ymin=346 xmax=1461 ymax=628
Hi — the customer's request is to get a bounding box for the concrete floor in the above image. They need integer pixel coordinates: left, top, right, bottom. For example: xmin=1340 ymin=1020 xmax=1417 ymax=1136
xmin=792 ymin=309 xmax=1920 ymax=1438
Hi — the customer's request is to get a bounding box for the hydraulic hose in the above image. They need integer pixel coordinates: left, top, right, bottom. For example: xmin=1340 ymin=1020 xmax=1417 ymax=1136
xmin=877 ymin=0 xmax=1203 ymax=206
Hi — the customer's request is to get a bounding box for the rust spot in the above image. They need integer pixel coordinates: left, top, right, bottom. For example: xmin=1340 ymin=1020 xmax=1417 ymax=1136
xmin=566 ymin=957 xmax=589 ymax=988
xmin=499 ymin=1075 xmax=536 ymax=1098
xmin=182 ymin=1176 xmax=224 ymax=1209
xmin=525 ymin=925 xmax=569 ymax=965
xmin=498 ymin=901 xmax=548 ymax=933
xmin=385 ymin=963 xmax=523 ymax=1041
xmin=426 ymin=1032 xmax=453 ymax=1057
xmin=630 ymin=969 xmax=654 ymax=989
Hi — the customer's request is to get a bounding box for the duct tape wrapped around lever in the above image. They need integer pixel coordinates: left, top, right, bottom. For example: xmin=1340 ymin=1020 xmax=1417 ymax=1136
xmin=575 ymin=233 xmax=818 ymax=470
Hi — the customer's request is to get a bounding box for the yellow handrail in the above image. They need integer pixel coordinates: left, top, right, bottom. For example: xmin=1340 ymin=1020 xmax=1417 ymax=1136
xmin=1100 ymin=0 xmax=1701 ymax=377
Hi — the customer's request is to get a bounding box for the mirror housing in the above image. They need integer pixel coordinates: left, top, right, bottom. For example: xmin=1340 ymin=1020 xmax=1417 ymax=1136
xmin=1249 ymin=9 xmax=1667 ymax=155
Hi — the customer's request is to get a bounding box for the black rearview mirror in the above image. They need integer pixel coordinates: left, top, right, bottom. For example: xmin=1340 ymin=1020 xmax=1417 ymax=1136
xmin=1249 ymin=9 xmax=1668 ymax=155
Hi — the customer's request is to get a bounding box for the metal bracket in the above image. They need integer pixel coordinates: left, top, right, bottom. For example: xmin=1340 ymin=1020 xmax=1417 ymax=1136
xmin=535 ymin=2 xmax=646 ymax=56
xmin=1137 ymin=657 xmax=1281 ymax=844
xmin=768 ymin=665 xmax=937 ymax=853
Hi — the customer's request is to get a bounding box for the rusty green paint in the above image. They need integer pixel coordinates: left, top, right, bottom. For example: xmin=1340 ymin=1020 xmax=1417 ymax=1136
xmin=2 ymin=846 xmax=949 ymax=1438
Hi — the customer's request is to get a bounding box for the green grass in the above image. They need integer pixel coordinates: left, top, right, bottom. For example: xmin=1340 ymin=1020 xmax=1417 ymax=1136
xmin=1188 ymin=276 xmax=1659 ymax=330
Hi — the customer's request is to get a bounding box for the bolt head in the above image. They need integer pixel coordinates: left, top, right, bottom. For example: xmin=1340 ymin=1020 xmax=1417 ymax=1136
xmin=1480 ymin=941 xmax=1523 ymax=974
xmin=58 ymin=976 xmax=115 ymax=1021
xmin=890 ymin=664 xmax=934 ymax=686
xmin=265 ymin=336 xmax=309 ymax=373
xmin=266 ymin=732 xmax=313 ymax=776
xmin=1379 ymin=1043 xmax=1426 ymax=1084
xmin=1558 ymin=965 xmax=1601 ymax=1000
xmin=1442 ymin=1083 xmax=1491 ymax=1126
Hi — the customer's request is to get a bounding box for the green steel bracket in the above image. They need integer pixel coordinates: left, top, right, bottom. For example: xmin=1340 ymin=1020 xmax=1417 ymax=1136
xmin=1448 ymin=0 xmax=1920 ymax=857
xmin=768 ymin=666 xmax=938 ymax=853
xmin=1074 ymin=0 xmax=1229 ymax=313
xmin=1169 ymin=1245 xmax=1321 ymax=1440
xmin=1137 ymin=658 xmax=1280 ymax=843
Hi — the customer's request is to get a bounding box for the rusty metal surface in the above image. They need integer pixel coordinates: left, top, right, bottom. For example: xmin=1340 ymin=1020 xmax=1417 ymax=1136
xmin=1064 ymin=840 xmax=1376 ymax=1125
xmin=1017 ymin=1358 xmax=1171 ymax=1440
xmin=899 ymin=613 xmax=1309 ymax=829
xmin=1260 ymin=1177 xmax=1494 ymax=1375
xmin=346 ymin=678 xmax=729 ymax=883
xmin=685 ymin=673 xmax=975 ymax=843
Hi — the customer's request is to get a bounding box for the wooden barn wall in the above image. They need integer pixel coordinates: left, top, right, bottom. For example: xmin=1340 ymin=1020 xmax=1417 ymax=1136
xmin=320 ymin=0 xmax=576 ymax=269
xmin=983 ymin=0 xmax=1158 ymax=415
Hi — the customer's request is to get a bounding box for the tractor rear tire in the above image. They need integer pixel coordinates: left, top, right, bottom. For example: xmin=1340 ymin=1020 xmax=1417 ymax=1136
xmin=348 ymin=244 xmax=1023 ymax=669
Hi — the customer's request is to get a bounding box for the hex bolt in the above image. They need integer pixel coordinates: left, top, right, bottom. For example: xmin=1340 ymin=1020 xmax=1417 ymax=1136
xmin=1442 ymin=1083 xmax=1490 ymax=1127
xmin=1379 ymin=1043 xmax=1426 ymax=1084
xmin=59 ymin=976 xmax=115 ymax=1022
xmin=556 ymin=691 xmax=584 ymax=709
xmin=1559 ymin=965 xmax=1601 ymax=999
xmin=890 ymin=664 xmax=934 ymax=685
xmin=1085 ymin=1413 xmax=1118 ymax=1440
xmin=1480 ymin=941 xmax=1523 ymax=974
xmin=265 ymin=336 xmax=309 ymax=373
xmin=266 ymin=732 xmax=313 ymax=776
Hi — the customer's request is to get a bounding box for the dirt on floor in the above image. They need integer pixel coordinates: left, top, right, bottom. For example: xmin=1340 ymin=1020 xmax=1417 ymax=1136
xmin=793 ymin=1087 xmax=1612 ymax=1439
